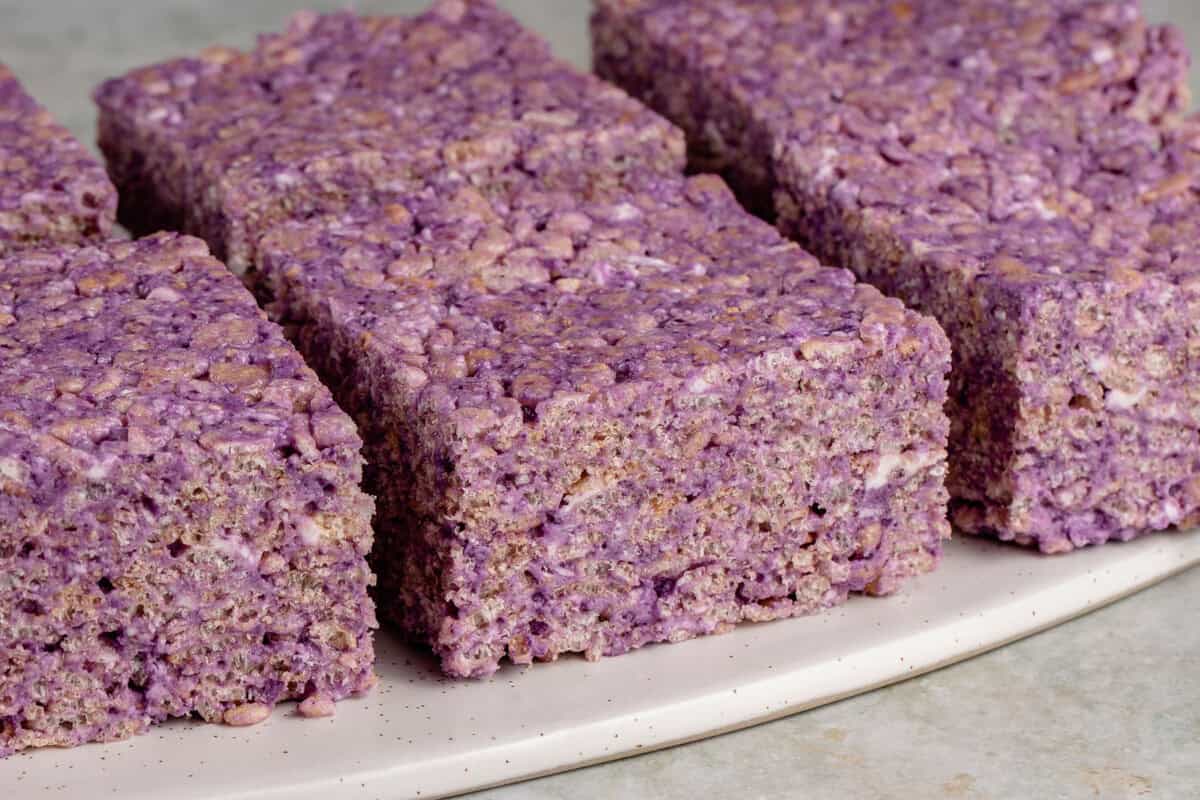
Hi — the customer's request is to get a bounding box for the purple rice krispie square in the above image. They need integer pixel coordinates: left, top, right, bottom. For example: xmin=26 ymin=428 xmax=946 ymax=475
xmin=93 ymin=0 xmax=684 ymax=277
xmin=594 ymin=0 xmax=1200 ymax=551
xmin=594 ymin=0 xmax=1190 ymax=214
xmin=0 ymin=233 xmax=376 ymax=755
xmin=0 ymin=63 xmax=117 ymax=255
xmin=256 ymin=171 xmax=951 ymax=677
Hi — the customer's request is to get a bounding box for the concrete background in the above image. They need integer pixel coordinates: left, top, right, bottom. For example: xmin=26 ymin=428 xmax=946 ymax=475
xmin=0 ymin=2 xmax=1197 ymax=798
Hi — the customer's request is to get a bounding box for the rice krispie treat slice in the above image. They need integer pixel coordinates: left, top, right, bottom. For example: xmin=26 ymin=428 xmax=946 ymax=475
xmin=594 ymin=0 xmax=1200 ymax=551
xmin=257 ymin=171 xmax=951 ymax=677
xmin=0 ymin=233 xmax=376 ymax=755
xmin=0 ymin=63 xmax=117 ymax=255
xmin=94 ymin=0 xmax=684 ymax=276
xmin=594 ymin=0 xmax=1189 ymax=214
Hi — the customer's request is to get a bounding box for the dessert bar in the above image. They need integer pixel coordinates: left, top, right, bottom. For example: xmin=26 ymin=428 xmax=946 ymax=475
xmin=0 ymin=234 xmax=376 ymax=754
xmin=594 ymin=0 xmax=1200 ymax=550
xmin=0 ymin=64 xmax=116 ymax=254
xmin=256 ymin=171 xmax=951 ymax=676
xmin=95 ymin=0 xmax=684 ymax=277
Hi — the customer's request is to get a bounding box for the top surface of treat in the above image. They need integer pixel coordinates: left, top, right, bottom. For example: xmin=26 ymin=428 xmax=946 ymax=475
xmin=0 ymin=64 xmax=117 ymax=250
xmin=610 ymin=0 xmax=1184 ymax=108
xmin=607 ymin=0 xmax=1186 ymax=119
xmin=260 ymin=172 xmax=939 ymax=414
xmin=0 ymin=233 xmax=358 ymax=497
xmin=95 ymin=0 xmax=682 ymax=188
xmin=602 ymin=0 xmax=1200 ymax=291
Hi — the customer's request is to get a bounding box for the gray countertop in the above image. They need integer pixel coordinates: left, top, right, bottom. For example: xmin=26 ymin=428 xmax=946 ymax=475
xmin=1 ymin=2 xmax=1197 ymax=798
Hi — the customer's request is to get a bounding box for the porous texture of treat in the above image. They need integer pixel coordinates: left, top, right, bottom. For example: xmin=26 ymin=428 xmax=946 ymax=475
xmin=595 ymin=0 xmax=1190 ymax=214
xmin=594 ymin=0 xmax=1200 ymax=552
xmin=257 ymin=171 xmax=951 ymax=677
xmin=0 ymin=64 xmax=117 ymax=255
xmin=0 ymin=234 xmax=376 ymax=755
xmin=93 ymin=0 xmax=685 ymax=276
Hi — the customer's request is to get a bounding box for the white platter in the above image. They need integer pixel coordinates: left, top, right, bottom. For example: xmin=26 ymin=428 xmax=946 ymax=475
xmin=5 ymin=531 xmax=1199 ymax=800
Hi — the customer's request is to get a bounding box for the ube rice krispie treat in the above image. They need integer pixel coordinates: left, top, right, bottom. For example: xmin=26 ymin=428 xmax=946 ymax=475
xmin=595 ymin=0 xmax=1189 ymax=215
xmin=93 ymin=0 xmax=684 ymax=277
xmin=256 ymin=171 xmax=951 ymax=677
xmin=0 ymin=233 xmax=376 ymax=755
xmin=594 ymin=0 xmax=1200 ymax=551
xmin=0 ymin=64 xmax=117 ymax=255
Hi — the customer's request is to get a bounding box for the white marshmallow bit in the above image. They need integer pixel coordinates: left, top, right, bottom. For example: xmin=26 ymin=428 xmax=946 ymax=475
xmin=866 ymin=449 xmax=939 ymax=490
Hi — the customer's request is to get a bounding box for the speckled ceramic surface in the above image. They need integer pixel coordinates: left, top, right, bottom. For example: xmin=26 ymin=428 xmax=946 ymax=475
xmin=4 ymin=532 xmax=1198 ymax=799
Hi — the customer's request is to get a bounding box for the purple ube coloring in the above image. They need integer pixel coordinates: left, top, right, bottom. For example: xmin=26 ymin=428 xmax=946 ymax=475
xmin=0 ymin=234 xmax=376 ymax=755
xmin=92 ymin=0 xmax=953 ymax=680
xmin=93 ymin=0 xmax=684 ymax=276
xmin=257 ymin=171 xmax=951 ymax=677
xmin=0 ymin=64 xmax=117 ymax=254
xmin=594 ymin=0 xmax=1200 ymax=552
